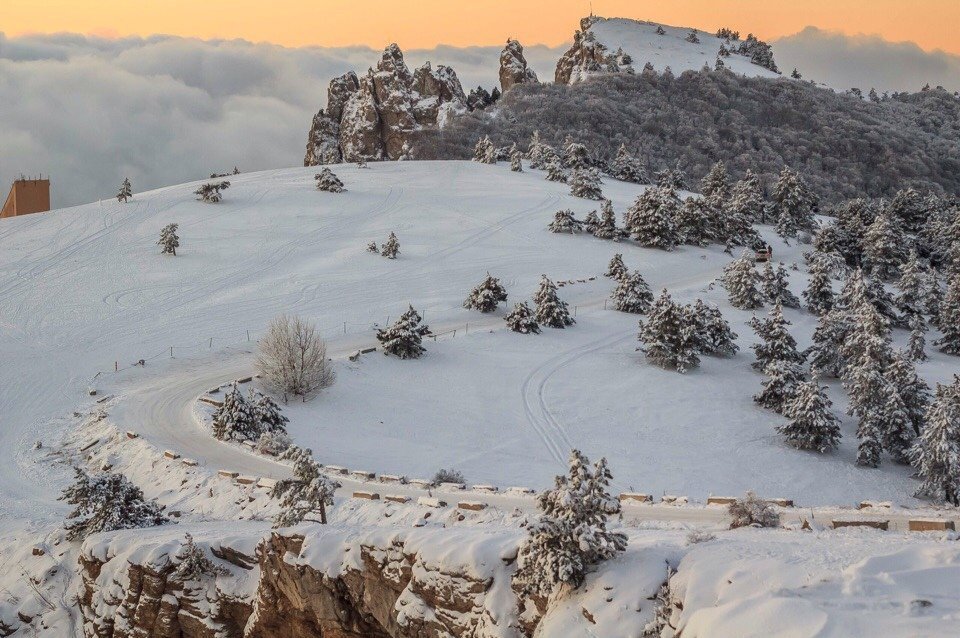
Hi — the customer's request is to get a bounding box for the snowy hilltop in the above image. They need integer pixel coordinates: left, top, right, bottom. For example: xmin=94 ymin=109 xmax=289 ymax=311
xmin=556 ymin=16 xmax=782 ymax=84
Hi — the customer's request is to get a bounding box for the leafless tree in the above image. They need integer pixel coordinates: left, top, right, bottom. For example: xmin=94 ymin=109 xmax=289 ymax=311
xmin=255 ymin=314 xmax=335 ymax=402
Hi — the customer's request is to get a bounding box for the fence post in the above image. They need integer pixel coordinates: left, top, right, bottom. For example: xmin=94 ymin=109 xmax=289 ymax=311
xmin=209 ymin=337 xmax=213 ymax=349
xmin=386 ymin=315 xmax=390 ymax=326
xmin=343 ymin=322 xmax=347 ymax=334
xmin=247 ymin=330 xmax=250 ymax=342
xmin=115 ymin=361 xmax=118 ymax=372
xmin=170 ymin=346 xmax=173 ymax=358
xmin=465 ymin=322 xmax=469 ymax=335
xmin=603 ymin=299 xmax=607 ymax=310
xmin=574 ymin=305 xmax=578 ymax=317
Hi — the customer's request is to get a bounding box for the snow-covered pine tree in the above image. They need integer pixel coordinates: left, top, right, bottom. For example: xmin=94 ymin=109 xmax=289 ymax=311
xmin=194 ymin=181 xmax=230 ymax=203
xmin=59 ymin=469 xmax=168 ymax=540
xmin=315 ymin=167 xmax=345 ymax=192
xmin=512 ymin=450 xmax=626 ymax=597
xmin=534 ymin=275 xmax=575 ymax=328
xmin=928 ymin=269 xmax=944 ymax=328
xmin=158 ymin=223 xmax=180 ymax=256
xmin=545 ymin=156 xmax=568 ymax=183
xmin=674 ymin=197 xmax=712 ymax=247
xmin=606 ymin=253 xmax=627 ymax=279
xmin=754 ymin=358 xmax=806 ymax=414
xmin=761 ymin=262 xmax=801 ymax=308
xmin=117 ymin=178 xmax=132 ymax=203
xmin=638 ymin=289 xmax=700 ymax=373
xmin=718 ymin=199 xmax=759 ymax=247
xmin=806 ymin=308 xmax=849 ymax=378
xmin=721 ymin=252 xmax=764 ymax=309
xmin=592 ymin=200 xmax=620 ymax=240
xmin=272 ymin=446 xmax=337 ymax=526
xmin=700 ymin=160 xmax=730 ymax=208
xmin=366 ymin=241 xmax=379 ymax=254
xmin=840 ymin=275 xmax=893 ymax=373
xmin=625 ymin=186 xmax=678 ymax=249
xmin=885 ymin=351 xmax=932 ymax=438
xmin=463 ymin=273 xmax=508 ymax=312
xmin=611 ymin=270 xmax=653 ymax=314
xmin=896 ymin=250 xmax=926 ymax=317
xmin=249 ymin=389 xmax=289 ymax=434
xmin=611 ymin=144 xmax=647 ymax=183
xmin=505 ymin=301 xmax=540 ymax=334
xmin=473 ymin=136 xmax=495 ymax=163
xmin=881 ymin=379 xmax=916 ymax=465
xmin=862 ymin=211 xmax=906 ymax=281
xmin=376 ymin=305 xmax=430 ymax=359
xmin=175 ymin=533 xmax=228 ymax=580
xmin=381 ymin=232 xmax=400 ymax=259
xmin=842 ymin=304 xmax=893 ymax=467
xmin=749 ymin=301 xmax=805 ymax=372
xmin=212 ymin=383 xmax=258 ymax=441
xmin=527 ymin=131 xmax=549 ymax=169
xmin=654 ymin=161 xmax=686 ymax=190
xmin=864 ymin=273 xmax=903 ymax=328
xmin=548 ymin=209 xmax=580 ymax=234
xmin=935 ymin=273 xmax=960 ymax=355
xmin=908 ymin=312 xmax=927 ymax=362
xmin=778 ymin=376 xmax=841 ymax=452
xmin=562 ymin=137 xmax=591 ymax=170
xmin=771 ymin=167 xmax=816 ymax=239
xmin=685 ymin=29 xmax=701 ymax=44
xmin=728 ymin=169 xmax=765 ymax=224
xmin=397 ymin=141 xmax=414 ymax=161
xmin=570 ymin=168 xmax=603 ymax=200
xmin=909 ymin=377 xmax=960 ymax=505
xmin=803 ymin=253 xmax=835 ymax=315
xmin=687 ymin=299 xmax=739 ymax=356
xmin=510 ymin=144 xmax=524 ymax=172
xmin=582 ymin=210 xmax=600 ymax=234
xmin=655 ymin=25 xmax=666 ymax=35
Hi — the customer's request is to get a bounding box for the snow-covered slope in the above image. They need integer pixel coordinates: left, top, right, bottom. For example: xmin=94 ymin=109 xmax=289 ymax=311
xmin=556 ymin=16 xmax=782 ymax=83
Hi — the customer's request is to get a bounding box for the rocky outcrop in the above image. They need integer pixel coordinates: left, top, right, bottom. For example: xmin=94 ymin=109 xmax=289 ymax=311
xmin=305 ymin=45 xmax=467 ymax=164
xmin=555 ymin=17 xmax=634 ymax=85
xmin=499 ymin=39 xmax=539 ymax=93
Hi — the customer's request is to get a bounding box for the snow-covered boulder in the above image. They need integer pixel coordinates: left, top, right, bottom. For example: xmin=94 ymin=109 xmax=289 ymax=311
xmin=499 ymin=39 xmax=539 ymax=92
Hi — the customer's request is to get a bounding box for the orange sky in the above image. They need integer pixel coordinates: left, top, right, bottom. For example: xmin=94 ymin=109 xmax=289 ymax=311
xmin=6 ymin=0 xmax=959 ymax=54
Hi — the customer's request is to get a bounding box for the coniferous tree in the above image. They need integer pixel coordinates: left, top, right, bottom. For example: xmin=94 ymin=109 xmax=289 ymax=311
xmin=381 ymin=232 xmax=400 ymax=259
xmin=721 ymin=253 xmax=764 ymax=309
xmin=935 ymin=273 xmax=960 ymax=355
xmin=212 ymin=383 xmax=258 ymax=441
xmin=534 ymin=275 xmax=575 ymax=328
xmin=887 ymin=348 xmax=931 ymax=436
xmin=908 ymin=313 xmax=927 ymax=362
xmin=728 ymin=169 xmax=765 ymax=224
xmin=117 ymin=178 xmax=132 ymax=203
xmin=376 ymin=305 xmax=430 ymax=359
xmin=881 ymin=380 xmax=916 ymax=465
xmin=771 ymin=167 xmax=816 ymax=239
xmin=610 ymin=270 xmax=653 ymax=314
xmin=762 ymin=262 xmax=800 ymax=308
xmin=194 ymin=181 xmax=230 ymax=203
xmin=699 ymin=160 xmax=730 ymax=209
xmin=510 ymin=144 xmax=524 ymax=172
xmin=272 ymin=446 xmax=337 ymax=526
xmin=909 ymin=378 xmax=960 ymax=505
xmin=562 ymin=137 xmax=591 ymax=170
xmin=864 ymin=274 xmax=903 ymax=327
xmin=593 ymin=200 xmax=621 ymax=240
xmin=749 ymin=301 xmax=805 ymax=372
xmin=896 ymin=250 xmax=926 ymax=317
xmin=174 ymin=533 xmax=228 ymax=580
xmin=687 ymin=299 xmax=739 ymax=357
xmin=638 ymin=289 xmax=700 ymax=373
xmin=582 ymin=210 xmax=600 ymax=234
xmin=625 ymin=186 xmax=678 ymax=249
xmin=862 ymin=211 xmax=906 ymax=280
xmin=366 ymin=241 xmax=379 ymax=254
xmin=778 ymin=377 xmax=841 ymax=452
xmin=463 ymin=273 xmax=508 ymax=312
xmin=654 ymin=161 xmax=686 ymax=190
xmin=755 ymin=359 xmax=806 ymax=414
xmin=315 ymin=168 xmax=345 ymax=193
xmin=249 ymin=389 xmax=289 ymax=434
xmin=545 ymin=156 xmax=568 ymax=183
xmin=526 ymin=131 xmax=551 ymax=170
xmin=674 ymin=197 xmax=712 ymax=247
xmin=803 ymin=254 xmax=835 ymax=315
xmin=606 ymin=253 xmax=627 ymax=280
xmin=806 ymin=309 xmax=850 ymax=378
xmin=60 ymin=469 xmax=168 ymax=540
xmin=505 ymin=301 xmax=540 ymax=334
xmin=473 ymin=136 xmax=495 ymax=163
xmin=570 ymin=168 xmax=603 ymax=200
xmin=158 ymin=223 xmax=180 ymax=256
xmin=611 ymin=143 xmax=647 ymax=183
xmin=548 ymin=209 xmax=580 ymax=234
xmin=513 ymin=450 xmax=626 ymax=597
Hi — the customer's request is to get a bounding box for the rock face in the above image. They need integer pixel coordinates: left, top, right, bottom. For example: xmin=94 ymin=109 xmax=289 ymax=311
xmin=305 ymin=45 xmax=467 ymax=165
xmin=555 ymin=16 xmax=635 ymax=85
xmin=499 ymin=39 xmax=539 ymax=93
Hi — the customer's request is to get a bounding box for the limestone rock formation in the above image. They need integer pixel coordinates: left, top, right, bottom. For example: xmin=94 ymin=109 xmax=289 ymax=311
xmin=305 ymin=45 xmax=467 ymax=165
xmin=499 ymin=39 xmax=539 ymax=92
xmin=555 ymin=16 xmax=635 ymax=84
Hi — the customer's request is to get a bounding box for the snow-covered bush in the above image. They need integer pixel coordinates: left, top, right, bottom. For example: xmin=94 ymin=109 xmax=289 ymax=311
xmin=256 ymin=430 xmax=293 ymax=456
xmin=376 ymin=305 xmax=430 ymax=359
xmin=194 ymin=180 xmax=230 ymax=203
xmin=381 ymin=232 xmax=401 ymax=259
xmin=505 ymin=301 xmax=540 ymax=334
xmin=570 ymin=168 xmax=603 ymax=200
xmin=272 ymin=446 xmax=337 ymax=526
xmin=315 ymin=168 xmax=345 ymax=193
xmin=158 ymin=223 xmax=180 ymax=256
xmin=255 ymin=314 xmax=335 ymax=402
xmin=59 ymin=468 xmax=168 ymax=540
xmin=366 ymin=241 xmax=379 ymax=254
xmin=605 ymin=253 xmax=627 ymax=279
xmin=548 ymin=209 xmax=580 ymax=234
xmin=432 ymin=468 xmax=465 ymax=484
xmin=728 ymin=491 xmax=780 ymax=529
xmin=463 ymin=273 xmax=508 ymax=313
xmin=175 ymin=533 xmax=228 ymax=580
xmin=513 ymin=450 xmax=626 ymax=597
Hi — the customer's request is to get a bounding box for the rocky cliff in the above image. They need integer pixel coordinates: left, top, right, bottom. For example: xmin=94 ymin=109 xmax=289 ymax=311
xmin=304 ymin=45 xmax=467 ymax=165
xmin=499 ymin=40 xmax=539 ymax=93
xmin=555 ymin=17 xmax=634 ymax=85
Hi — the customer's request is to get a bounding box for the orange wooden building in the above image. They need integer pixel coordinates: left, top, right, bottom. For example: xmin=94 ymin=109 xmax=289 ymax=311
xmin=1 ymin=178 xmax=51 ymax=219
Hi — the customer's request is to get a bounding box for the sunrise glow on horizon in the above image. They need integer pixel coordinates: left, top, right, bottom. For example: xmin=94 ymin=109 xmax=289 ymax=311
xmin=6 ymin=0 xmax=960 ymax=54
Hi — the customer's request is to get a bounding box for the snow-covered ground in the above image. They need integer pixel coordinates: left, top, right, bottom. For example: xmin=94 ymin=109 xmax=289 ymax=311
xmin=586 ymin=17 xmax=782 ymax=78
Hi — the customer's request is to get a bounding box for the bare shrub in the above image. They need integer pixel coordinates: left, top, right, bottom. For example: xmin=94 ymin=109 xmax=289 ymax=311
xmin=432 ymin=468 xmax=465 ymax=484
xmin=728 ymin=491 xmax=780 ymax=529
xmin=256 ymin=314 xmax=335 ymax=402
